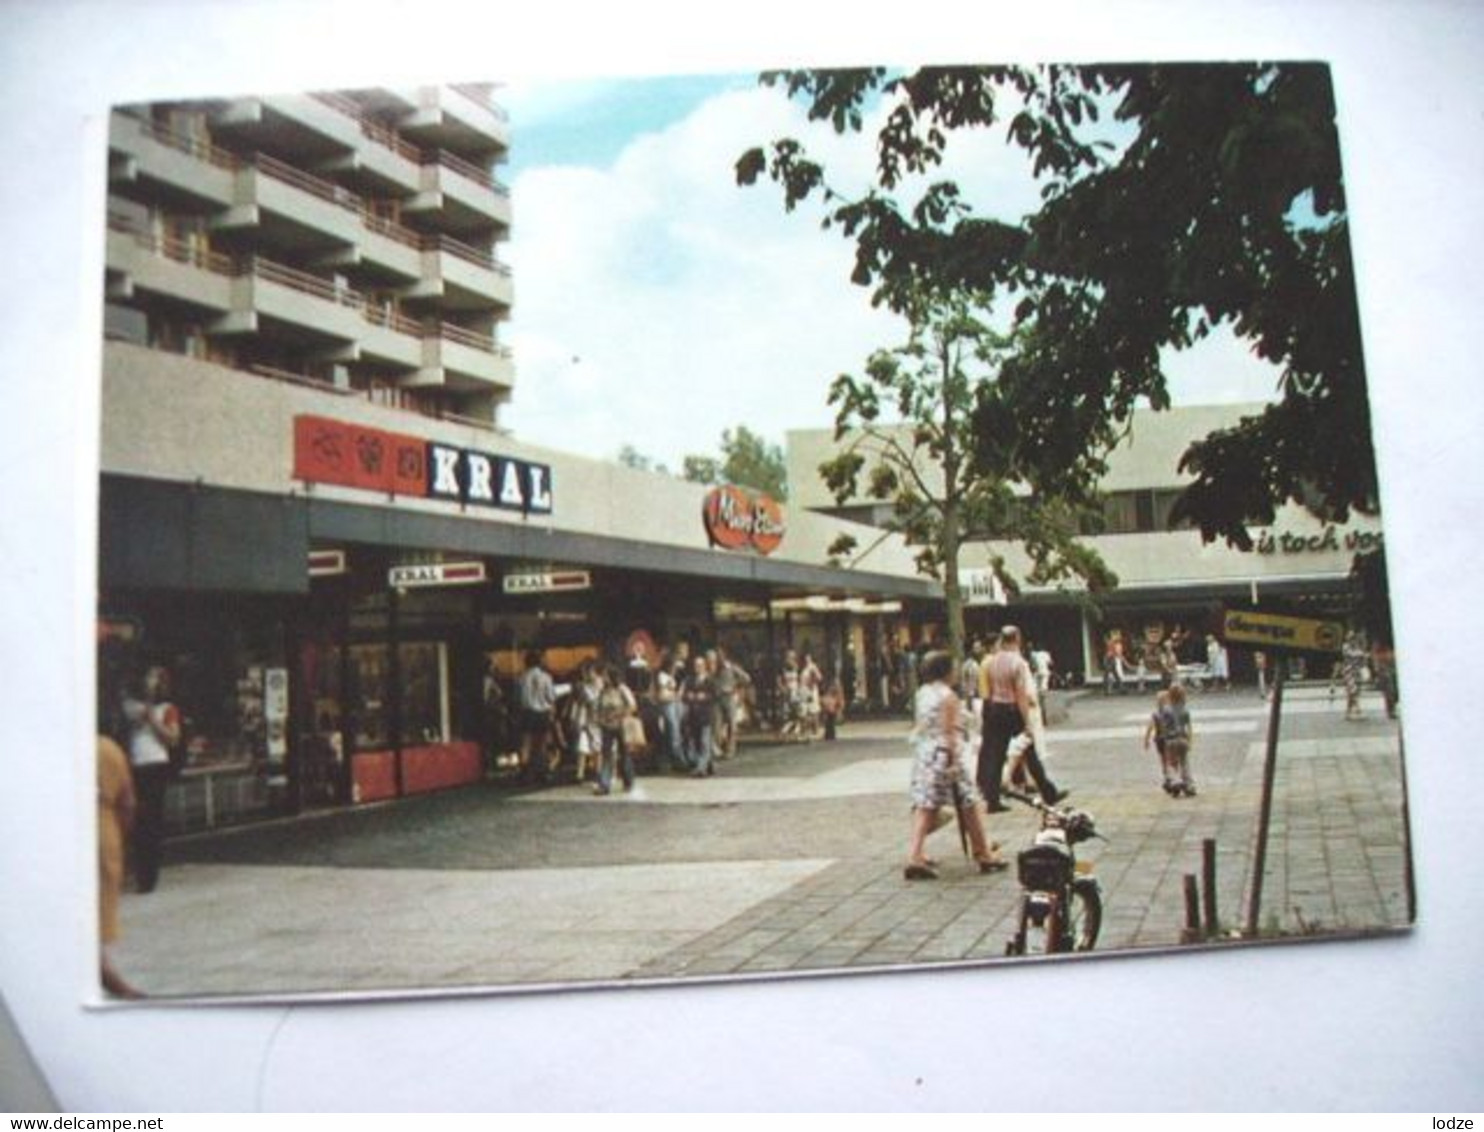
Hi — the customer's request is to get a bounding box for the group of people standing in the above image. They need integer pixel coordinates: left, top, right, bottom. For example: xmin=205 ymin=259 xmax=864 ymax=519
xmin=1103 ymin=626 xmax=1230 ymax=693
xmin=904 ymin=625 xmax=1068 ymax=880
xmin=776 ymin=648 xmax=844 ymax=742
xmin=508 ymin=644 xmax=756 ymax=792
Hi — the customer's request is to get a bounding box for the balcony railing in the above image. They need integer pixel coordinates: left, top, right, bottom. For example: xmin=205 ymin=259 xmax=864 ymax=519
xmin=108 ymin=210 xmax=236 ymax=275
xmin=448 ymin=84 xmax=510 ymax=123
xmin=425 ymin=147 xmax=508 ymax=195
xmin=249 ymin=362 xmax=356 ymax=395
xmin=422 ymin=233 xmax=502 ymax=272
xmin=363 ymin=302 xmax=424 ymax=337
xmin=433 ymin=321 xmax=496 ymax=353
xmin=362 ymin=209 xmax=422 ymax=250
xmin=243 ymin=255 xmax=363 ymax=308
xmin=253 ymin=151 xmax=360 ymax=212
xmin=310 ymin=91 xmax=423 ymax=163
xmin=115 ymin=334 xmax=512 ymax=434
xmin=136 ymin=119 xmax=240 ymax=171
xmin=112 ymin=212 xmax=508 ymax=356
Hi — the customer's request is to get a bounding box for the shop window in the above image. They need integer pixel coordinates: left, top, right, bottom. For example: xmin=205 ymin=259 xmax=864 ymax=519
xmin=344 ymin=641 xmax=449 ymax=750
xmin=400 ymin=641 xmax=449 ymax=744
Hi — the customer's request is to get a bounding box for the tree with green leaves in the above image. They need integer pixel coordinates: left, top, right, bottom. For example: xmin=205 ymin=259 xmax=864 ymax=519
xmin=821 ymin=288 xmax=1112 ymax=663
xmin=682 ymin=425 xmax=790 ymax=500
xmin=617 ymin=444 xmax=668 ymax=475
xmin=737 ymin=63 xmax=1375 ymax=551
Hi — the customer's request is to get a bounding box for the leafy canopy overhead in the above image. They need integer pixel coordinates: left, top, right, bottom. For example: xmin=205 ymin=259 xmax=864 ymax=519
xmin=738 ymin=63 xmax=1376 ymax=549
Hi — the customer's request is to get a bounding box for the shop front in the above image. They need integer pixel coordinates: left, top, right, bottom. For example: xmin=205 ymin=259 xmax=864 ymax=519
xmin=99 ymin=465 xmax=937 ymax=832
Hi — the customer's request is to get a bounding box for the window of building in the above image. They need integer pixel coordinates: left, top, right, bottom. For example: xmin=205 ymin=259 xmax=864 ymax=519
xmin=1096 ymin=489 xmax=1194 ymax=535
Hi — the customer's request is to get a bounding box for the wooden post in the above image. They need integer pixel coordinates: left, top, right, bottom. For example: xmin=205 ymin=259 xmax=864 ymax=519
xmin=1183 ymin=874 xmax=1202 ymax=944
xmin=1202 ymin=838 xmax=1220 ymax=937
xmin=1245 ymin=662 xmax=1285 ymax=936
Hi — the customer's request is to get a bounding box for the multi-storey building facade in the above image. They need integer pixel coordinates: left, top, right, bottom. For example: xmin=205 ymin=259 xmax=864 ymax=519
xmin=97 ymin=86 xmax=934 ymax=835
xmin=105 ymin=85 xmax=515 ymax=423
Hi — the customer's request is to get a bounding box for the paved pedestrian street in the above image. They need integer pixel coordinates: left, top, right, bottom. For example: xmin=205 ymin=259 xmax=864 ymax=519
xmin=114 ymin=686 xmax=1412 ymax=998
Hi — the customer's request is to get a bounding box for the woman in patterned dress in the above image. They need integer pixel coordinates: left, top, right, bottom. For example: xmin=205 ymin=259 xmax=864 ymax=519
xmin=904 ymin=652 xmax=1007 ymax=880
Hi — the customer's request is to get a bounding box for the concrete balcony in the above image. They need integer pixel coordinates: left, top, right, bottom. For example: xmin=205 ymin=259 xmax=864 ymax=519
xmin=309 ymin=92 xmax=423 ymax=196
xmin=213 ymin=156 xmax=361 ymax=255
xmin=212 ymin=94 xmax=362 ymax=162
xmin=358 ymin=218 xmax=423 ymax=281
xmin=393 ymin=84 xmax=511 ymax=154
xmin=105 ymin=221 xmax=235 ymax=312
xmin=414 ymin=325 xmax=515 ymax=390
xmin=108 ymin=113 xmax=236 ymax=208
xmin=358 ymin=308 xmax=424 ymax=370
xmin=405 ymin=153 xmax=512 ymax=235
xmin=223 ymin=258 xmax=363 ymax=343
xmin=405 ymin=238 xmax=513 ymax=312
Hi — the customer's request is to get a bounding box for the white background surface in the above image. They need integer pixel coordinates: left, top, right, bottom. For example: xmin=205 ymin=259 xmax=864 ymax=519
xmin=1 ymin=0 xmax=1480 ymax=1111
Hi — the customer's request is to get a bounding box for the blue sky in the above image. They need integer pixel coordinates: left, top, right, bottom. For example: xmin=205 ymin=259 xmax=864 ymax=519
xmin=496 ymin=71 xmax=1283 ymax=472
xmin=504 ymin=73 xmax=756 ymax=173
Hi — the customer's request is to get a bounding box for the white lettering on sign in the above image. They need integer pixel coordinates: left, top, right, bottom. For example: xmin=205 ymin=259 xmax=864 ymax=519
xmin=499 ymin=460 xmax=525 ymax=507
xmin=528 ymin=466 xmax=552 ymax=512
xmin=465 ymin=453 xmax=495 ymax=503
xmin=431 ymin=445 xmax=463 ymax=499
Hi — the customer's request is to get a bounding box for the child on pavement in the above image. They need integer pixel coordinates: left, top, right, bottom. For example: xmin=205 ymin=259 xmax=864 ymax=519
xmin=1143 ymin=683 xmax=1196 ymax=797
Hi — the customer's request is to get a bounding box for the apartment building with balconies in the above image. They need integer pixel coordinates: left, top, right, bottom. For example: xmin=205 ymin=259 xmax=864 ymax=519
xmin=104 ymin=84 xmax=515 ymax=423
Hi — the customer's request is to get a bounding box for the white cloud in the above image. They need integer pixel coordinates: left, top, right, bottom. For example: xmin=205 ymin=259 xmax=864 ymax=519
xmin=501 ymin=79 xmax=1280 ymax=471
xmin=502 ymin=83 xmax=910 ymax=468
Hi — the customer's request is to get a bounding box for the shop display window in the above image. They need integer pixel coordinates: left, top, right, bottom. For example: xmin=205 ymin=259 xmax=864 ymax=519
xmin=342 ymin=641 xmax=450 ymax=751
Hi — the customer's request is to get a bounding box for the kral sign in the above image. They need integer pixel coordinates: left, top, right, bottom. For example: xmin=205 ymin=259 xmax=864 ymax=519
xmin=503 ymin=569 xmax=592 ymax=595
xmin=702 ymin=485 xmax=785 ymax=555
xmin=294 ymin=415 xmax=553 ymax=514
xmin=389 ymin=561 xmax=488 ymax=589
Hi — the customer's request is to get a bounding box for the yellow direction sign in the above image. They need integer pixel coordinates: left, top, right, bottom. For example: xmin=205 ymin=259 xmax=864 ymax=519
xmin=1224 ymin=609 xmax=1345 ymax=654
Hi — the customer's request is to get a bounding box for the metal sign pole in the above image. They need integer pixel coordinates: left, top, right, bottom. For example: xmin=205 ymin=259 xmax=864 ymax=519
xmin=1245 ymin=659 xmax=1285 ymax=937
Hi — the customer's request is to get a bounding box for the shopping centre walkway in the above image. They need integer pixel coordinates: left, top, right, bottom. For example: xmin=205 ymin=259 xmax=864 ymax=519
xmin=112 ymin=685 xmax=1412 ymax=999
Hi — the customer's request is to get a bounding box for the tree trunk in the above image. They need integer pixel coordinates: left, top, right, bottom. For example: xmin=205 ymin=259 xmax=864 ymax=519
xmin=940 ymin=334 xmax=966 ymax=666
xmin=941 ymin=486 xmax=966 ymax=666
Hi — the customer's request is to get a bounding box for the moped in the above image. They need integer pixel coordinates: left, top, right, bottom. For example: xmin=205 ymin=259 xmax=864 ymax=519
xmin=1003 ymin=789 xmax=1105 ymax=955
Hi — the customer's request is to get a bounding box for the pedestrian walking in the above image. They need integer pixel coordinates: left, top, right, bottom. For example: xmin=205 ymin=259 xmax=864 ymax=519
xmin=120 ymin=665 xmax=180 ymax=893
xmin=653 ymin=649 xmax=687 ymax=771
xmin=777 ymin=649 xmax=803 ymax=741
xmin=592 ymin=665 xmax=637 ymax=795
xmin=570 ymin=659 xmax=603 ymax=784
xmin=1339 ymin=629 xmax=1368 ymax=719
xmin=710 ymin=646 xmax=750 ymax=758
xmin=98 ymin=733 xmax=142 ymax=997
xmin=978 ymin=626 xmax=1066 ymax=813
xmin=681 ymin=654 xmax=717 ymax=776
xmin=517 ymin=650 xmax=558 ymax=784
xmin=800 ymin=650 xmax=823 ymax=741
xmin=1205 ymin=634 xmax=1229 ymax=691
xmin=1144 ymin=683 xmax=1196 ymax=796
xmin=904 ymin=651 xmax=1006 ymax=880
